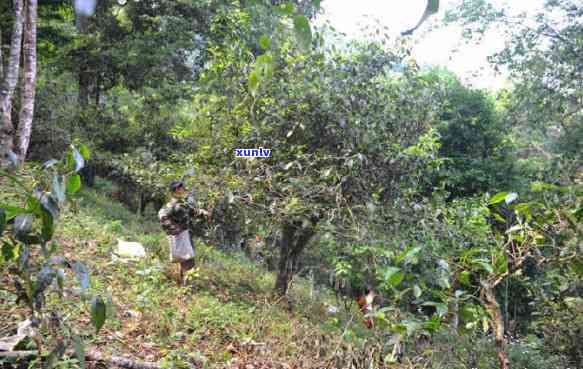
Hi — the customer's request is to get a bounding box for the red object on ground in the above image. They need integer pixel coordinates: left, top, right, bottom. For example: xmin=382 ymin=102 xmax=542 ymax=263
xmin=357 ymin=290 xmax=376 ymax=329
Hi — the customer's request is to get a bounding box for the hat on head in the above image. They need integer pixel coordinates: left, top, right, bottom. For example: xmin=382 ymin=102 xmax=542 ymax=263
xmin=169 ymin=181 xmax=185 ymax=193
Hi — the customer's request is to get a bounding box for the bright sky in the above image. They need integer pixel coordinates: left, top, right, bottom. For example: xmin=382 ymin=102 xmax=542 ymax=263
xmin=316 ymin=0 xmax=546 ymax=90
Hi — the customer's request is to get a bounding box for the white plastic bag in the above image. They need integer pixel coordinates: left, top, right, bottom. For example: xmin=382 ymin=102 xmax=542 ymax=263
xmin=116 ymin=239 xmax=146 ymax=258
xmin=170 ymin=229 xmax=195 ymax=262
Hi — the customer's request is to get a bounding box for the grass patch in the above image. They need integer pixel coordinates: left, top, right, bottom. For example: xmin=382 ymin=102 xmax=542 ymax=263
xmin=1 ymin=182 xmax=351 ymax=368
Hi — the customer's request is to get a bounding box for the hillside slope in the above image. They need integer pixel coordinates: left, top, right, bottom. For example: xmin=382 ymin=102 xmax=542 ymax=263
xmin=1 ymin=180 xmax=356 ymax=369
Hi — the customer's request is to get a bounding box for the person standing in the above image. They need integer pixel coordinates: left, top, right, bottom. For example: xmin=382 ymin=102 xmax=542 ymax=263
xmin=158 ymin=181 xmax=208 ymax=285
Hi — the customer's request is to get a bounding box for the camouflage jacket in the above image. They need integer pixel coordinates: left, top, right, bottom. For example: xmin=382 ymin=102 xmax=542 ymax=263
xmin=158 ymin=198 xmax=207 ymax=237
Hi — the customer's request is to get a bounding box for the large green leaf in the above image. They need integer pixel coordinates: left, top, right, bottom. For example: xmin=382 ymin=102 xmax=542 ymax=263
xmin=79 ymin=144 xmax=91 ymax=161
xmin=488 ymin=192 xmax=508 ymax=205
xmin=33 ymin=266 xmax=56 ymax=305
xmin=35 ymin=190 xmax=60 ymax=220
xmin=248 ymin=71 xmax=259 ymax=94
xmin=293 ymin=15 xmax=312 ymax=50
xmin=382 ymin=266 xmax=405 ymax=288
xmin=91 ymin=296 xmax=107 ymax=334
xmin=67 ymin=174 xmax=82 ymax=194
xmin=33 ymin=190 xmax=59 ymax=242
xmin=40 ymin=208 xmax=55 ymax=242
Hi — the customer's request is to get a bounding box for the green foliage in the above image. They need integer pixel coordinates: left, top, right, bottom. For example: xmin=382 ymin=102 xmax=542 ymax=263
xmin=293 ymin=15 xmax=311 ymax=50
xmin=422 ymin=68 xmax=516 ymax=197
xmin=507 ymin=338 xmax=569 ymax=369
xmin=90 ymin=296 xmax=107 ymax=334
xmin=446 ymin=0 xmax=582 ymax=184
xmin=3 ymin=0 xmax=580 ymax=367
xmin=0 ymin=146 xmax=107 ymax=364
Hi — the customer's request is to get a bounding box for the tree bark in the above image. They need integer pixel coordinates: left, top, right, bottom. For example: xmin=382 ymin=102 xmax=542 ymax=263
xmin=0 ymin=28 xmax=4 ymax=80
xmin=16 ymin=0 xmax=38 ymax=162
xmin=0 ymin=0 xmax=24 ymax=167
xmin=275 ymin=219 xmax=317 ymax=296
xmin=482 ymin=285 xmax=509 ymax=369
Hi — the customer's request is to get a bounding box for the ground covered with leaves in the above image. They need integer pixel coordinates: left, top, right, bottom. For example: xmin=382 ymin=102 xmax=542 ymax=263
xmin=1 ymin=179 xmax=360 ymax=369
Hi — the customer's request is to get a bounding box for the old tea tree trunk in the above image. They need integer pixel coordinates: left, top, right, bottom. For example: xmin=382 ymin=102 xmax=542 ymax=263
xmin=16 ymin=0 xmax=38 ymax=162
xmin=275 ymin=215 xmax=319 ymax=296
xmin=0 ymin=0 xmax=24 ymax=167
xmin=481 ymin=283 xmax=510 ymax=369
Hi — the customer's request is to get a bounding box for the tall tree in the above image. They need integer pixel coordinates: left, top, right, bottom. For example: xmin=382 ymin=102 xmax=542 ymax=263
xmin=0 ymin=28 xmax=3 ymax=78
xmin=0 ymin=0 xmax=24 ymax=167
xmin=17 ymin=0 xmax=38 ymax=161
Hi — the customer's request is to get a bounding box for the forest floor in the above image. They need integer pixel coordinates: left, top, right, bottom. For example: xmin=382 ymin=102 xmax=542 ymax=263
xmin=0 ymin=177 xmax=363 ymax=369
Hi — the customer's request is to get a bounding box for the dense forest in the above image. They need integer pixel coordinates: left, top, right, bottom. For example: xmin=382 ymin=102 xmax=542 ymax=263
xmin=0 ymin=0 xmax=581 ymax=368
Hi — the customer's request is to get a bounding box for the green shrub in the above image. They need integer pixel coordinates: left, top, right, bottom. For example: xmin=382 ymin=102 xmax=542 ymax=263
xmin=507 ymin=338 xmax=568 ymax=369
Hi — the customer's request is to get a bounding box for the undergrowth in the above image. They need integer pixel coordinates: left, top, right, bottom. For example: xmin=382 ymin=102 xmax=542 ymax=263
xmin=1 ymin=175 xmax=358 ymax=368
xmin=2 ymin=174 xmax=566 ymax=369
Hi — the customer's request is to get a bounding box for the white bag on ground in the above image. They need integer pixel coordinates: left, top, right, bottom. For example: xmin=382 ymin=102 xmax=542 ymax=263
xmin=116 ymin=239 xmax=146 ymax=258
xmin=170 ymin=229 xmax=195 ymax=262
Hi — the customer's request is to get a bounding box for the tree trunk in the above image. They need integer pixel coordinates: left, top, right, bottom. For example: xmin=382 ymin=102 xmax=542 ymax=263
xmin=275 ymin=220 xmax=317 ymax=296
xmin=78 ymin=59 xmax=90 ymax=108
xmin=0 ymin=28 xmax=4 ymax=79
xmin=76 ymin=14 xmax=90 ymax=110
xmin=275 ymin=223 xmax=296 ymax=295
xmin=16 ymin=0 xmax=37 ymax=162
xmin=0 ymin=0 xmax=24 ymax=167
xmin=482 ymin=285 xmax=509 ymax=369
